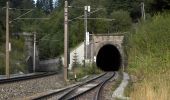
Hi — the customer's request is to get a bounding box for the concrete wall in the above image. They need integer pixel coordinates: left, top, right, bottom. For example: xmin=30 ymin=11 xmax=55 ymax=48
xmin=38 ymin=42 xmax=85 ymax=71
xmin=61 ymin=42 xmax=85 ymax=70
xmin=69 ymin=42 xmax=85 ymax=69
xmin=38 ymin=58 xmax=62 ymax=72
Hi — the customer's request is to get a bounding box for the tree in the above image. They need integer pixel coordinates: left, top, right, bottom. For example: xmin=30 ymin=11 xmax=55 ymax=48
xmin=36 ymin=0 xmax=53 ymax=14
xmin=21 ymin=0 xmax=34 ymax=9
xmin=110 ymin=10 xmax=132 ymax=32
xmin=149 ymin=0 xmax=170 ymax=13
xmin=36 ymin=0 xmax=43 ymax=9
xmin=0 ymin=0 xmax=6 ymax=43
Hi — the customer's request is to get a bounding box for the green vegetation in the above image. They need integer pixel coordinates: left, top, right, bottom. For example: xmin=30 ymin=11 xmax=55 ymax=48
xmin=37 ymin=0 xmax=134 ymax=59
xmin=36 ymin=0 xmax=170 ymax=59
xmin=127 ymin=13 xmax=170 ymax=99
xmin=0 ymin=37 xmax=27 ymax=74
xmin=69 ymin=63 xmax=102 ymax=80
xmin=0 ymin=0 xmax=54 ymax=74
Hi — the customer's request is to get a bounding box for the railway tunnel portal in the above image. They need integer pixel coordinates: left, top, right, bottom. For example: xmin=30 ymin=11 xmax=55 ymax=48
xmin=87 ymin=34 xmax=125 ymax=71
xmin=96 ymin=44 xmax=121 ymax=71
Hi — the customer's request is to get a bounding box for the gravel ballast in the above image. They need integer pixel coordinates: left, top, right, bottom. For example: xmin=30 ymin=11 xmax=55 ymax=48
xmin=0 ymin=74 xmax=64 ymax=100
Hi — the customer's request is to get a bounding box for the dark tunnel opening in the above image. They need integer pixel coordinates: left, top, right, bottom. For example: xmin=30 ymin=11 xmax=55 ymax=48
xmin=96 ymin=44 xmax=121 ymax=71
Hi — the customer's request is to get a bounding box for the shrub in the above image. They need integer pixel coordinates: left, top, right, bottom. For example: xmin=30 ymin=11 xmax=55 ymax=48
xmin=127 ymin=13 xmax=170 ymax=99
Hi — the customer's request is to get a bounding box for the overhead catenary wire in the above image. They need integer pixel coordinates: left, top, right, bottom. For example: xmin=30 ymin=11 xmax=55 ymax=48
xmin=77 ymin=18 xmax=115 ymax=21
xmin=1 ymin=7 xmax=34 ymax=10
xmin=9 ymin=8 xmax=34 ymax=10
xmin=13 ymin=18 xmax=50 ymax=20
xmin=68 ymin=6 xmax=105 ymax=10
xmin=69 ymin=8 xmax=103 ymax=22
xmin=39 ymin=39 xmax=60 ymax=42
xmin=8 ymin=8 xmax=50 ymax=23
xmin=9 ymin=9 xmax=34 ymax=23
xmin=1 ymin=6 xmax=6 ymax=10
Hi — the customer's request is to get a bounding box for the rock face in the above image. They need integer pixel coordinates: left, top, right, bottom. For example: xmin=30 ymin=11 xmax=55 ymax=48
xmin=0 ymin=74 xmax=64 ymax=100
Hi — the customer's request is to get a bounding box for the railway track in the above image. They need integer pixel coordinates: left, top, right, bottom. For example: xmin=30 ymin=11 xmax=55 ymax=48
xmin=0 ymin=72 xmax=58 ymax=84
xmin=33 ymin=72 xmax=115 ymax=100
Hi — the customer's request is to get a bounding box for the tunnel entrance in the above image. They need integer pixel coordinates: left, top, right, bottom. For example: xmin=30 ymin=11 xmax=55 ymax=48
xmin=96 ymin=44 xmax=121 ymax=71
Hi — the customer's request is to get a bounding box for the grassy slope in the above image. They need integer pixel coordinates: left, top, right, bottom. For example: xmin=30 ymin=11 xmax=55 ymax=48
xmin=127 ymin=13 xmax=170 ymax=99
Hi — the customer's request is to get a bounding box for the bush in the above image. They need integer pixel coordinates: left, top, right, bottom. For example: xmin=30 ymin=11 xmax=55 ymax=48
xmin=127 ymin=13 xmax=170 ymax=99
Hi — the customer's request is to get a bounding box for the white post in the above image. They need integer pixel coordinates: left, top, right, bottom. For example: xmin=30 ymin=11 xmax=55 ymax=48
xmin=84 ymin=6 xmax=90 ymax=66
xmin=84 ymin=6 xmax=88 ymax=59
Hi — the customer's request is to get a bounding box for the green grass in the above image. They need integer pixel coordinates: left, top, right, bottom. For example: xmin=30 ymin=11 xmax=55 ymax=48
xmin=127 ymin=13 xmax=170 ymax=99
xmin=68 ymin=63 xmax=102 ymax=81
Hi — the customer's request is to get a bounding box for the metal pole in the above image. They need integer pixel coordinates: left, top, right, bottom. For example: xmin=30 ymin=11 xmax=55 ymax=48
xmin=64 ymin=0 xmax=68 ymax=81
xmin=5 ymin=1 xmax=10 ymax=78
xmin=141 ymin=2 xmax=145 ymax=21
xmin=84 ymin=6 xmax=88 ymax=67
xmin=33 ymin=33 xmax=36 ymax=72
xmin=90 ymin=34 xmax=93 ymax=63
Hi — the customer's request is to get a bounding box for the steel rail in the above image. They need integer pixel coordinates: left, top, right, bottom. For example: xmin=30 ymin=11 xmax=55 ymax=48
xmin=32 ymin=87 xmax=71 ymax=100
xmin=0 ymin=72 xmax=58 ymax=84
xmin=67 ymin=72 xmax=115 ymax=100
xmin=32 ymin=73 xmax=106 ymax=100
xmin=94 ymin=72 xmax=115 ymax=100
xmin=58 ymin=73 xmax=107 ymax=100
xmin=59 ymin=72 xmax=114 ymax=100
xmin=67 ymin=81 xmax=102 ymax=100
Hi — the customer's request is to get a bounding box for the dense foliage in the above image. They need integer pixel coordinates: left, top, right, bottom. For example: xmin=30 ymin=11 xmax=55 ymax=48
xmin=128 ymin=13 xmax=170 ymax=99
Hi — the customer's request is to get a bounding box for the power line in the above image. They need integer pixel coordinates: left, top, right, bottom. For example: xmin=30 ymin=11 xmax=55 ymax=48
xmin=68 ymin=6 xmax=105 ymax=10
xmin=77 ymin=18 xmax=115 ymax=21
xmin=69 ymin=8 xmax=103 ymax=22
xmin=39 ymin=39 xmax=60 ymax=42
xmin=1 ymin=6 xmax=6 ymax=10
xmin=8 ymin=8 xmax=49 ymax=23
xmin=13 ymin=18 xmax=50 ymax=20
xmin=9 ymin=8 xmax=34 ymax=10
xmin=10 ymin=9 xmax=34 ymax=23
xmin=2 ymin=7 xmax=34 ymax=10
